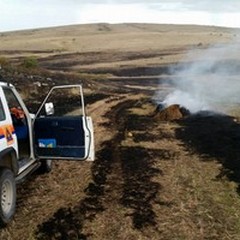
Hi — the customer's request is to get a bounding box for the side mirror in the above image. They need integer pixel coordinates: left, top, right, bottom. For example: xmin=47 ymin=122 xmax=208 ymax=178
xmin=45 ymin=102 xmax=54 ymax=116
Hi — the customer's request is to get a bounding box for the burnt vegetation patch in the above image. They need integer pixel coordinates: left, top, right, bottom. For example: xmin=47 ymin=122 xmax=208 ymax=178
xmin=104 ymin=98 xmax=164 ymax=229
xmin=39 ymin=50 xmax=176 ymax=71
xmin=176 ymin=112 xmax=240 ymax=192
xmin=84 ymin=93 xmax=111 ymax=105
xmin=132 ymin=132 xmax=162 ymax=142
xmin=80 ymin=65 xmax=170 ymax=77
xmin=118 ymin=100 xmax=171 ymax=229
xmin=125 ymin=113 xmax=152 ymax=131
xmin=120 ymin=146 xmax=162 ymax=229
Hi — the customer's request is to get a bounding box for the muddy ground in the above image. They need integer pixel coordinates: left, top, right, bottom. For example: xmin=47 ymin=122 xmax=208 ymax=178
xmin=1 ymin=24 xmax=240 ymax=240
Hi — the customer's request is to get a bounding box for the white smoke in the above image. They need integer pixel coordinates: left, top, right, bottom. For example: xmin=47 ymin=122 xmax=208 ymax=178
xmin=158 ymin=42 xmax=240 ymax=113
xmin=163 ymin=90 xmax=208 ymax=112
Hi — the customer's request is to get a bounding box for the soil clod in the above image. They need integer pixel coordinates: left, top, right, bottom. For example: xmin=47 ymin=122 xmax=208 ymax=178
xmin=154 ymin=104 xmax=190 ymax=121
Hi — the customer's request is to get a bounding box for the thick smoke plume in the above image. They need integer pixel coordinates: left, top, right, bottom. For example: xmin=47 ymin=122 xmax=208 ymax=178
xmin=157 ymin=42 xmax=240 ymax=113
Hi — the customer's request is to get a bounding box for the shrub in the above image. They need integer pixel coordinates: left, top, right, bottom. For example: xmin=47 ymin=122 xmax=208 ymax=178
xmin=0 ymin=56 xmax=10 ymax=66
xmin=22 ymin=56 xmax=39 ymax=69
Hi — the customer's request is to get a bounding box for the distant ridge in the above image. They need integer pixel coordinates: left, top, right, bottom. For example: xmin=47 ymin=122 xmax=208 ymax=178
xmin=0 ymin=23 xmax=236 ymax=54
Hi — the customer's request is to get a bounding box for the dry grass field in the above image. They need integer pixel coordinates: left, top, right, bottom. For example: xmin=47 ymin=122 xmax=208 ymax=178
xmin=1 ymin=23 xmax=240 ymax=240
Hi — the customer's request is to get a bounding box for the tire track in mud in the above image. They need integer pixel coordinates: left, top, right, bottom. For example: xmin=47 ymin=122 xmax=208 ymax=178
xmin=36 ymin=97 xmax=161 ymax=239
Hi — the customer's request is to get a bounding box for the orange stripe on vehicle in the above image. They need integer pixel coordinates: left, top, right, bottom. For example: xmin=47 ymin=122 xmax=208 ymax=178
xmin=0 ymin=124 xmax=15 ymax=145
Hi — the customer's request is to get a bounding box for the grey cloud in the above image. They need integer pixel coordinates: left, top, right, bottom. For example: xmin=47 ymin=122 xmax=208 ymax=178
xmin=186 ymin=0 xmax=240 ymax=13
xmin=13 ymin=0 xmax=240 ymax=13
xmin=96 ymin=0 xmax=240 ymax=13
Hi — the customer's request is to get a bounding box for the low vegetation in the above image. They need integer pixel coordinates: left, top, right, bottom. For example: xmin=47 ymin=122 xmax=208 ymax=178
xmin=21 ymin=56 xmax=39 ymax=69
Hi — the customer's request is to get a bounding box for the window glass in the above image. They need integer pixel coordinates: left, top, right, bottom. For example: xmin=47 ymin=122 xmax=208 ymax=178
xmin=3 ymin=88 xmax=22 ymax=109
xmin=0 ymin=98 xmax=6 ymax=121
xmin=3 ymin=87 xmax=26 ymax=125
xmin=39 ymin=87 xmax=83 ymax=117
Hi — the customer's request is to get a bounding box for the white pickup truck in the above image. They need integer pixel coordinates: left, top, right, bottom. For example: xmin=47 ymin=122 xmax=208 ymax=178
xmin=0 ymin=82 xmax=94 ymax=226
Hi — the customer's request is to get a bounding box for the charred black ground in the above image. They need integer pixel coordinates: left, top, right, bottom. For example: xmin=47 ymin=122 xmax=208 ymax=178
xmin=176 ymin=112 xmax=240 ymax=192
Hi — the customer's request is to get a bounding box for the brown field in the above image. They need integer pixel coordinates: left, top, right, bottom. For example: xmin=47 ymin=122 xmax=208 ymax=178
xmin=1 ymin=23 xmax=240 ymax=240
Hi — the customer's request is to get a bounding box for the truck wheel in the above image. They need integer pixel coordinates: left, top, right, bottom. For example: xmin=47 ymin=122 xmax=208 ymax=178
xmin=0 ymin=168 xmax=16 ymax=227
xmin=38 ymin=160 xmax=52 ymax=174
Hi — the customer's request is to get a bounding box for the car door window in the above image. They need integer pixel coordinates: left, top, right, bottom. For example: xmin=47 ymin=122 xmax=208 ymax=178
xmin=34 ymin=85 xmax=91 ymax=160
xmin=38 ymin=87 xmax=83 ymax=117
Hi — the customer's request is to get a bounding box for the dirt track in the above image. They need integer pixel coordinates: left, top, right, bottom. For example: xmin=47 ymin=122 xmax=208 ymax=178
xmin=34 ymin=92 xmax=165 ymax=239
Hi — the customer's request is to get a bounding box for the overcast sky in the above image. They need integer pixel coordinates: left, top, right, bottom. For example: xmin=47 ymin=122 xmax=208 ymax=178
xmin=0 ymin=0 xmax=239 ymax=32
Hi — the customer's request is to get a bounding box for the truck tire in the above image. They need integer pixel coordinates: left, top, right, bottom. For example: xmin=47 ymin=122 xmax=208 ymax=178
xmin=38 ymin=160 xmax=52 ymax=174
xmin=0 ymin=168 xmax=16 ymax=227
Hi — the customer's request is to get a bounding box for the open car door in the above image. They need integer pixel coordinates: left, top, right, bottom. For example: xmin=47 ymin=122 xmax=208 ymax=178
xmin=33 ymin=85 xmax=94 ymax=161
